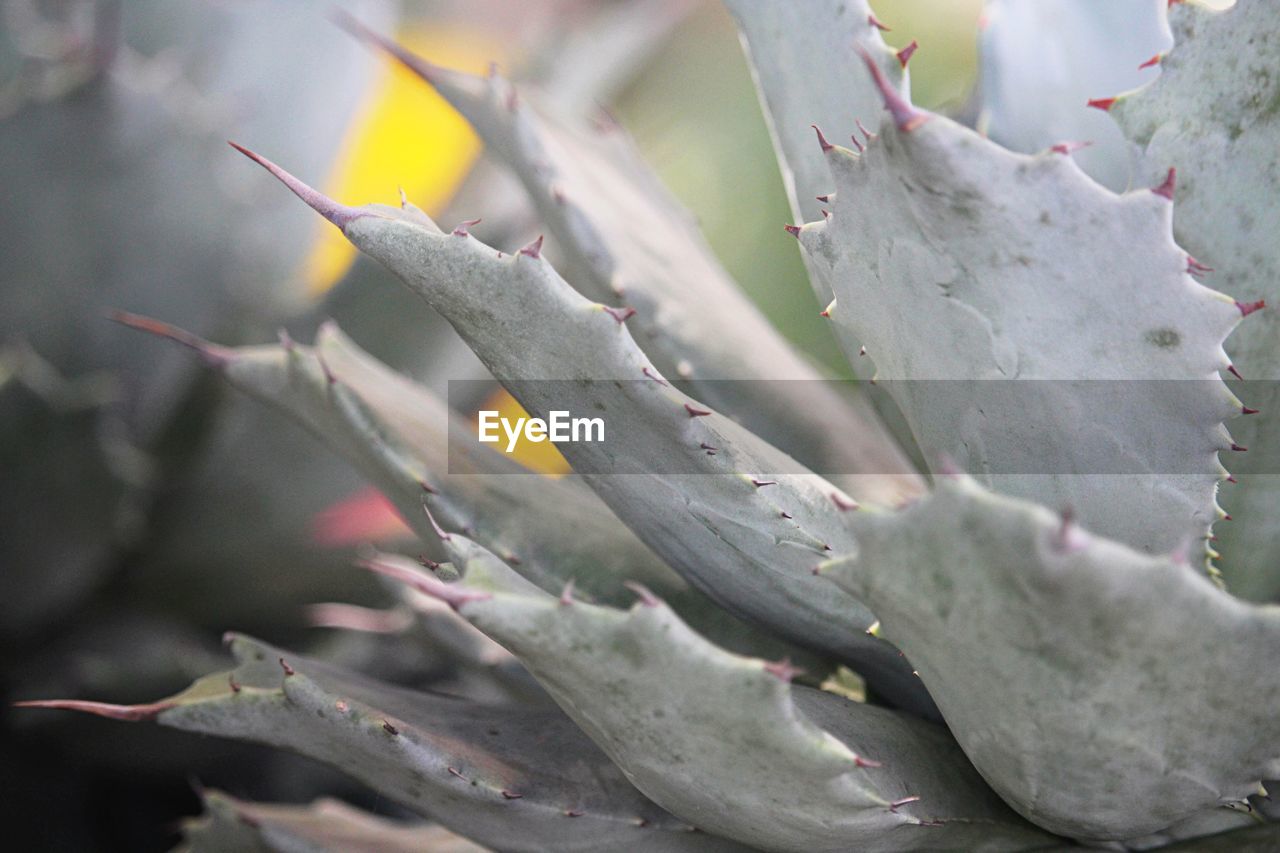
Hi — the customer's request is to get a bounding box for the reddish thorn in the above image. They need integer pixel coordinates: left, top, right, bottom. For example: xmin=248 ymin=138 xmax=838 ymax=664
xmin=279 ymin=658 xmax=295 ymax=677
xmin=781 ymin=511 xmax=793 ymax=519
xmin=417 ymin=554 xmax=441 ymax=570
xmin=502 ymin=790 xmax=523 ymax=800
xmin=1223 ymin=513 xmax=1233 ymax=521
xmin=849 ymin=133 xmax=865 ymax=153
xmin=889 ymin=796 xmax=920 ymax=813
xmin=519 ymin=235 xmax=544 ymax=259
xmin=1187 ymin=256 xmax=1214 ymax=274
xmin=1053 ymin=507 xmax=1087 ymax=554
xmin=420 ymin=480 xmax=439 ymax=496
xmin=858 ymin=346 xmax=867 ymax=357
xmin=502 ymin=552 xmax=521 ymax=566
xmin=699 ymin=442 xmax=718 ymax=452
xmin=229 ymin=675 xmax=241 ymax=694
xmin=819 ymin=308 xmax=831 ymax=318
xmin=1237 ymin=299 xmax=1265 ymax=317
xmin=1228 ymin=365 xmax=1244 ymax=381
xmin=854 ymin=755 xmax=883 ymax=768
xmin=1139 ymin=53 xmax=1162 ymax=70
xmin=816 ymin=194 xmax=831 ymax=203
xmin=564 ymin=810 xmax=584 ymax=818
xmin=1086 ymin=97 xmax=1117 ymax=112
xmin=421 ymin=501 xmax=452 ymax=542
xmin=602 ymin=305 xmax=637 ymax=324
xmin=642 ymin=366 xmax=668 ymax=385
xmin=1231 ymin=443 xmax=1248 ymax=452
xmin=684 ymin=402 xmax=712 ymax=417
xmin=108 ymin=311 xmax=231 ymax=366
xmin=1242 ymin=406 xmax=1260 ymax=415
xmin=228 ymin=142 xmax=364 ymax=230
xmin=868 ymin=13 xmax=890 ymax=31
xmin=451 ymin=218 xmax=482 ymax=237
xmin=559 ymin=579 xmax=576 ymax=606
xmin=857 ymin=47 xmax=928 ymax=132
xmin=12 ymin=698 xmax=176 ymax=722
xmin=821 ymin=209 xmax=831 ymax=219
xmin=752 ymin=478 xmax=778 ymax=488
xmin=382 ymin=720 xmax=399 ymax=735
xmin=822 ymin=543 xmax=833 ymax=551
xmin=359 ymin=556 xmax=492 ymax=610
xmin=830 ymin=493 xmax=860 ymax=511
xmin=895 ymin=40 xmax=918 ymax=68
xmin=624 ymin=581 xmax=661 ymax=607
xmin=277 ymin=328 xmax=296 ymax=350
xmin=1227 ymin=474 xmax=1238 ymax=483
xmin=811 ymin=124 xmax=834 ymax=152
xmin=1050 ymin=140 xmax=1093 ymax=155
xmin=763 ymin=657 xmax=805 ymax=682
xmin=448 ymin=767 xmax=466 ymax=780
xmin=855 ymin=118 xmax=877 ymax=142
xmin=1151 ymin=167 xmax=1177 ymax=200
xmin=783 ymin=223 xmax=802 ymax=238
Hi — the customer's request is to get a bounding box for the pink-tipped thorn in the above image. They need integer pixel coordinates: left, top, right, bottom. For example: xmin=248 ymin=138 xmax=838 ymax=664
xmin=868 ymin=13 xmax=890 ymax=31
xmin=752 ymin=478 xmax=778 ymax=488
xmin=811 ymin=124 xmax=834 ymax=153
xmin=421 ymin=501 xmax=452 ymax=542
xmin=602 ymin=305 xmax=637 ymax=324
xmin=684 ymin=402 xmax=712 ymax=417
xmin=228 ymin=142 xmax=364 ymax=230
xmin=1049 ymin=140 xmax=1093 ymax=156
xmin=849 ymin=133 xmax=865 ymax=153
xmin=889 ymin=796 xmax=920 ymax=813
xmin=1152 ymin=167 xmax=1177 ymax=200
xmin=856 ymin=118 xmax=877 ymax=142
xmin=763 ymin=657 xmax=805 ymax=682
xmin=1223 ymin=513 xmax=1233 ymax=521
xmin=559 ymin=579 xmax=576 ymax=606
xmin=1227 ymin=474 xmax=1238 ymax=483
xmin=1053 ymin=507 xmax=1087 ymax=554
xmin=359 ymin=555 xmax=492 ymax=610
xmin=279 ymin=658 xmax=295 ymax=677
xmin=1237 ymin=299 xmax=1266 ymax=317
xmin=1139 ymin=53 xmax=1162 ymax=70
xmin=12 ymin=698 xmax=177 ymax=722
xmin=857 ymin=47 xmax=928 ymax=132
xmin=854 ymin=755 xmax=883 ymax=769
xmin=109 ymin=310 xmax=232 ymax=367
xmin=830 ymin=493 xmax=860 ymax=511
xmin=784 ymin=223 xmax=802 ymax=238
xmin=624 ymin=581 xmax=660 ymax=608
xmin=896 ymin=40 xmax=918 ymax=68
xmin=502 ymin=790 xmax=523 ymax=800
xmin=1242 ymin=406 xmax=1260 ymax=415
xmin=333 ymin=11 xmax=446 ymax=85
xmin=1187 ymin=256 xmax=1214 ymax=275
xmin=519 ymin=235 xmax=544 ymax=259
xmin=1228 ymin=365 xmax=1244 ymax=381
xmin=1086 ymin=97 xmax=1117 ymax=112
xmin=1231 ymin=443 xmax=1248 ymax=452
xmin=642 ymin=366 xmax=668 ymax=385
xmin=452 ymin=218 xmax=482 ymax=237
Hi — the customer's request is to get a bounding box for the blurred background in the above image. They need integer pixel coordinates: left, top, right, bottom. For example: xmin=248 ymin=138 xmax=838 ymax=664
xmin=0 ymin=0 xmax=980 ymax=848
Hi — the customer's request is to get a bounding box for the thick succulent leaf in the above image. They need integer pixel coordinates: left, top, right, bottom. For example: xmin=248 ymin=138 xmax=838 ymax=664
xmin=19 ymin=635 xmax=747 ymax=853
xmin=821 ymin=473 xmax=1280 ymax=842
xmin=721 ymin=0 xmax=906 ymax=226
xmin=342 ymin=23 xmax=922 ymax=506
xmin=377 ymin=535 xmax=1056 ymax=852
xmin=977 ymin=0 xmax=1171 ymax=190
xmin=794 ymin=76 xmax=1248 ymax=558
xmin=1111 ymin=0 xmax=1280 ymax=599
xmin=231 ymin=154 xmax=932 ymax=713
xmin=179 ymin=790 xmax=486 ymax=853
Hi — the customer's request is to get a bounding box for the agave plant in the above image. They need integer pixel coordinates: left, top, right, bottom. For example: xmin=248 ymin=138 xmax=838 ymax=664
xmin=18 ymin=0 xmax=1280 ymax=849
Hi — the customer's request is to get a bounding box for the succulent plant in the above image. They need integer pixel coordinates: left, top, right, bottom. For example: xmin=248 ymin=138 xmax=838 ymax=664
xmin=16 ymin=0 xmax=1280 ymax=850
